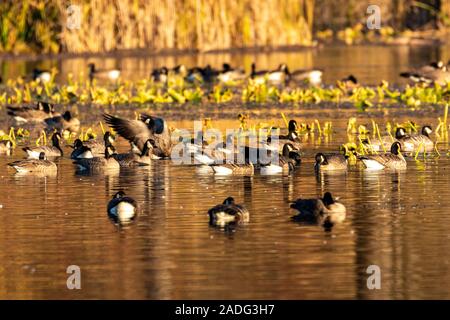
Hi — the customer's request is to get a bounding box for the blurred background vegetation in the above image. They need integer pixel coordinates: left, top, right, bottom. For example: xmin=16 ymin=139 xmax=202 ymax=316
xmin=0 ymin=0 xmax=448 ymax=55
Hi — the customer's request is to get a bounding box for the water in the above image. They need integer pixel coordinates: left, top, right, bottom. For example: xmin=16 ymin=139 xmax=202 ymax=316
xmin=1 ymin=44 xmax=450 ymax=299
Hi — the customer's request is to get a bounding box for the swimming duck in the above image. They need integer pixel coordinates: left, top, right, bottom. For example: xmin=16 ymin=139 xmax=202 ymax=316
xmin=8 ymin=152 xmax=57 ymax=174
xmin=260 ymin=143 xmax=301 ymax=175
xmin=44 ymin=110 xmax=80 ymax=134
xmin=0 ymin=140 xmax=13 ymax=154
xmin=251 ymin=63 xmax=289 ymax=85
xmin=112 ymin=139 xmax=154 ymax=167
xmin=359 ymin=141 xmax=406 ymax=170
xmin=291 ymin=192 xmax=346 ymax=227
xmin=400 ymin=62 xmax=450 ymax=86
xmin=398 ymin=125 xmax=434 ymax=153
xmin=23 ymin=132 xmax=63 ymax=159
xmin=73 ymin=145 xmax=120 ymax=171
xmin=208 ymin=197 xmax=250 ymax=226
xmin=103 ymin=113 xmax=172 ymax=158
xmin=71 ymin=132 xmax=115 ymax=159
xmin=32 ymin=68 xmax=51 ymax=83
xmin=107 ymin=191 xmax=138 ymax=223
xmin=7 ymin=102 xmax=56 ymax=124
xmin=88 ymin=63 xmax=121 ymax=82
xmin=314 ymin=152 xmax=348 ymax=171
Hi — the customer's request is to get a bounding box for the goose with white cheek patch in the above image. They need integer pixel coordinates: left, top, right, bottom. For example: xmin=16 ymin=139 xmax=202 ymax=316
xmin=107 ymin=191 xmax=138 ymax=223
xmin=23 ymin=132 xmax=63 ymax=159
xmin=358 ymin=142 xmax=406 ymax=170
xmin=398 ymin=125 xmax=434 ymax=153
xmin=260 ymin=143 xmax=301 ymax=175
xmin=8 ymin=152 xmax=57 ymax=174
xmin=0 ymin=140 xmax=13 ymax=154
xmin=208 ymin=197 xmax=249 ymax=227
xmin=88 ymin=63 xmax=121 ymax=82
xmin=73 ymin=145 xmax=120 ymax=171
xmin=314 ymin=152 xmax=348 ymax=172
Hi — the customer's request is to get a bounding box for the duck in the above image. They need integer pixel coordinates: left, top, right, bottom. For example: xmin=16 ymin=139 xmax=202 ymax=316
xmin=208 ymin=197 xmax=250 ymax=226
xmin=73 ymin=145 xmax=120 ymax=171
xmin=260 ymin=143 xmax=301 ymax=175
xmin=217 ymin=63 xmax=246 ymax=83
xmin=150 ymin=67 xmax=169 ymax=84
xmin=103 ymin=113 xmax=172 ymax=158
xmin=107 ymin=191 xmax=138 ymax=223
xmin=8 ymin=152 xmax=57 ymax=174
xmin=358 ymin=141 xmax=406 ymax=170
xmin=290 ymin=192 xmax=346 ymax=227
xmin=112 ymin=139 xmax=154 ymax=167
xmin=23 ymin=132 xmax=63 ymax=159
xmin=288 ymin=67 xmax=323 ymax=86
xmin=44 ymin=110 xmax=80 ymax=134
xmin=400 ymin=62 xmax=450 ymax=86
xmin=398 ymin=125 xmax=434 ymax=153
xmin=251 ymin=63 xmax=289 ymax=85
xmin=314 ymin=152 xmax=348 ymax=171
xmin=32 ymin=68 xmax=51 ymax=83
xmin=88 ymin=63 xmax=121 ymax=82
xmin=70 ymin=132 xmax=115 ymax=159
xmin=0 ymin=140 xmax=13 ymax=154
xmin=7 ymin=101 xmax=56 ymax=124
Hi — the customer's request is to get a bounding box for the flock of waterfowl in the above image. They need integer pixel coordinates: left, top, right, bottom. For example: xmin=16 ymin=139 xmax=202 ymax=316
xmin=0 ymin=59 xmax=448 ymax=229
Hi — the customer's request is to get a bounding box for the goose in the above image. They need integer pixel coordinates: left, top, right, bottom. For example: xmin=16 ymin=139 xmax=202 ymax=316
xmin=71 ymin=132 xmax=115 ymax=159
xmin=217 ymin=63 xmax=246 ymax=83
xmin=400 ymin=62 xmax=450 ymax=86
xmin=8 ymin=152 xmax=57 ymax=174
xmin=291 ymin=192 xmax=346 ymax=227
xmin=260 ymin=143 xmax=301 ymax=175
xmin=362 ymin=127 xmax=407 ymax=152
xmin=7 ymin=102 xmax=56 ymax=124
xmin=150 ymin=67 xmax=169 ymax=84
xmin=0 ymin=140 xmax=13 ymax=154
xmin=44 ymin=111 xmax=80 ymax=134
xmin=211 ymin=162 xmax=254 ymax=175
xmin=398 ymin=125 xmax=434 ymax=153
xmin=23 ymin=132 xmax=63 ymax=159
xmin=112 ymin=139 xmax=154 ymax=167
xmin=358 ymin=141 xmax=406 ymax=170
xmin=288 ymin=68 xmax=323 ymax=86
xmin=208 ymin=197 xmax=250 ymax=226
xmin=73 ymin=145 xmax=120 ymax=171
xmin=88 ymin=63 xmax=121 ymax=82
xmin=107 ymin=191 xmax=138 ymax=223
xmin=32 ymin=68 xmax=51 ymax=83
xmin=338 ymin=75 xmax=359 ymax=94
xmin=103 ymin=113 xmax=172 ymax=158
xmin=314 ymin=152 xmax=348 ymax=171
xmin=251 ymin=63 xmax=289 ymax=85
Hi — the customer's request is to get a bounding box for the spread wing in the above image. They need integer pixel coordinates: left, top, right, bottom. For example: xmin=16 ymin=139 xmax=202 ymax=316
xmin=103 ymin=114 xmax=151 ymax=149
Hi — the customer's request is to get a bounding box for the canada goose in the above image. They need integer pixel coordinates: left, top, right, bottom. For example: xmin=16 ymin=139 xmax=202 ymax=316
xmin=338 ymin=75 xmax=359 ymax=94
xmin=107 ymin=191 xmax=138 ymax=223
xmin=267 ymin=124 xmax=302 ymax=153
xmin=362 ymin=127 xmax=407 ymax=152
xmin=8 ymin=152 xmax=57 ymax=174
xmin=400 ymin=62 xmax=450 ymax=86
xmin=192 ymin=134 xmax=236 ymax=165
xmin=291 ymin=192 xmax=346 ymax=227
xmin=23 ymin=132 xmax=63 ymax=159
xmin=7 ymin=102 xmax=56 ymax=124
xmin=251 ymin=63 xmax=289 ymax=85
xmin=208 ymin=197 xmax=250 ymax=226
xmin=211 ymin=162 xmax=254 ymax=175
xmin=398 ymin=125 xmax=434 ymax=153
xmin=112 ymin=139 xmax=154 ymax=167
xmin=103 ymin=113 xmax=172 ymax=158
xmin=314 ymin=152 xmax=348 ymax=171
xmin=289 ymin=68 xmax=323 ymax=86
xmin=260 ymin=143 xmax=301 ymax=175
xmin=88 ymin=63 xmax=121 ymax=82
xmin=71 ymin=132 xmax=115 ymax=159
xmin=359 ymin=141 xmax=406 ymax=170
xmin=44 ymin=111 xmax=80 ymax=134
xmin=32 ymin=68 xmax=51 ymax=83
xmin=150 ymin=67 xmax=169 ymax=84
xmin=73 ymin=145 xmax=120 ymax=171
xmin=0 ymin=140 xmax=13 ymax=154
xmin=217 ymin=63 xmax=246 ymax=83
xmin=172 ymin=64 xmax=188 ymax=77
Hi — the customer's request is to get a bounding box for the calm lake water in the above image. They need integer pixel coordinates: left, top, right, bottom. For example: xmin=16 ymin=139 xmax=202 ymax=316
xmin=0 ymin=45 xmax=450 ymax=299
